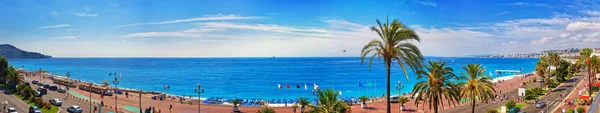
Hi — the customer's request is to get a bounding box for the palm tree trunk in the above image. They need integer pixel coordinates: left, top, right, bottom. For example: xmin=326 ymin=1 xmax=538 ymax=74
xmin=386 ymin=58 xmax=392 ymax=113
xmin=471 ymin=99 xmax=475 ymax=113
xmin=589 ymin=65 xmax=593 ymax=97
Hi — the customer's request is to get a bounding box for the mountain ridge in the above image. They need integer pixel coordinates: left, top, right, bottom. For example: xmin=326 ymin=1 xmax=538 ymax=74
xmin=0 ymin=44 xmax=52 ymax=59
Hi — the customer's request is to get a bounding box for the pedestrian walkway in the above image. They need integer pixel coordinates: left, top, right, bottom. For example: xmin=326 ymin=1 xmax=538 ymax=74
xmin=68 ymin=90 xmax=101 ymax=103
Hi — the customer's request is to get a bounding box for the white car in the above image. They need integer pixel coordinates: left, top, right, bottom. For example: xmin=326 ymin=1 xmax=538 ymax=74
xmin=8 ymin=107 xmax=17 ymax=113
xmin=67 ymin=106 xmax=83 ymax=113
xmin=49 ymin=98 xmax=62 ymax=106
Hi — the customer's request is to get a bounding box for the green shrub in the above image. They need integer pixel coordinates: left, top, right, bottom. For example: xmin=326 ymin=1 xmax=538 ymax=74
xmin=566 ymin=108 xmax=574 ymax=113
xmin=576 ymin=106 xmax=584 ymax=113
xmin=505 ymin=100 xmax=516 ymax=110
xmin=486 ymin=108 xmax=499 ymax=113
xmin=592 ymin=86 xmax=599 ymax=92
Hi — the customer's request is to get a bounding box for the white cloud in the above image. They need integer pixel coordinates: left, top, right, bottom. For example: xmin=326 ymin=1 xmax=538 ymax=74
xmin=414 ymin=1 xmax=437 ymax=7
xmin=114 ymin=14 xmax=261 ymax=28
xmin=322 ymin=20 xmax=368 ymax=31
xmin=495 ymin=11 xmax=509 ymax=16
xmin=503 ymin=2 xmax=555 ymax=8
xmin=60 ymin=36 xmax=81 ymax=39
xmin=565 ymin=22 xmax=600 ymax=31
xmin=38 ymin=24 xmax=70 ymax=29
xmin=580 ymin=10 xmax=600 ymax=16
xmin=73 ymin=12 xmax=98 ymax=17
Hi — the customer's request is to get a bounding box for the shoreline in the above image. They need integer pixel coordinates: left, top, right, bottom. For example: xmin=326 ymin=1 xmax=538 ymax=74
xmin=23 ymin=68 xmax=532 ymax=100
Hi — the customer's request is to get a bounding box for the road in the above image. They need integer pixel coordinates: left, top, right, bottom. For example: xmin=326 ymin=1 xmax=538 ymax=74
xmin=520 ymin=73 xmax=585 ymax=113
xmin=0 ymin=86 xmax=32 ymax=113
xmin=25 ymin=78 xmax=115 ymax=113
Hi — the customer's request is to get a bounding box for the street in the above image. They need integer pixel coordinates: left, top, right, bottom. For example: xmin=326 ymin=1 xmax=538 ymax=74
xmin=0 ymin=87 xmax=32 ymax=113
xmin=520 ymin=74 xmax=584 ymax=113
xmin=25 ymin=78 xmax=115 ymax=113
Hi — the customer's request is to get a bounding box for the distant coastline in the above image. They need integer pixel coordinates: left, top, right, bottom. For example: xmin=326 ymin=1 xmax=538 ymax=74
xmin=0 ymin=44 xmax=52 ymax=59
xmin=474 ymin=47 xmax=600 ymax=58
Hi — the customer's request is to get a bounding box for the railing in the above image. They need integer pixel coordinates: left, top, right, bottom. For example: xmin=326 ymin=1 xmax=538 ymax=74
xmin=588 ymin=91 xmax=600 ymax=113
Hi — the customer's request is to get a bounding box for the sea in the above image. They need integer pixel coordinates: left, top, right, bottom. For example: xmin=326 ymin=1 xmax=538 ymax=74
xmin=8 ymin=57 xmax=538 ymax=100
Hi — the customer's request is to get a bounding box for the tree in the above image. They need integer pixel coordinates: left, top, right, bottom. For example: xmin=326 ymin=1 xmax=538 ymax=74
xmin=257 ymin=107 xmax=276 ymax=113
xmin=6 ymin=66 xmax=20 ymax=90
xmin=0 ymin=57 xmax=7 ymax=84
xmin=298 ymin=97 xmax=310 ymax=113
xmin=360 ymin=17 xmax=424 ymax=113
xmin=412 ymin=61 xmax=460 ymax=113
xmin=292 ymin=103 xmax=299 ymax=113
xmin=458 ymin=64 xmax=495 ymax=113
xmin=581 ymin=48 xmax=593 ymax=96
xmin=547 ymin=52 xmax=561 ymax=81
xmin=232 ymin=99 xmax=242 ymax=112
xmin=535 ymin=57 xmax=549 ymax=89
xmin=358 ymin=96 xmax=369 ymax=109
xmin=398 ymin=96 xmax=409 ymax=111
xmin=505 ymin=100 xmax=516 ymax=110
xmin=555 ymin=60 xmax=570 ymax=82
xmin=309 ymin=89 xmax=349 ymax=113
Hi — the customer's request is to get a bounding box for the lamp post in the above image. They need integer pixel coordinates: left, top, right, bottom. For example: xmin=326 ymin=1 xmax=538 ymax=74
xmin=194 ymin=84 xmax=204 ymax=113
xmin=112 ymin=77 xmax=120 ymax=112
xmin=139 ymin=90 xmax=143 ymax=113
xmin=88 ymin=82 xmax=93 ymax=113
xmin=395 ymin=81 xmax=404 ymax=113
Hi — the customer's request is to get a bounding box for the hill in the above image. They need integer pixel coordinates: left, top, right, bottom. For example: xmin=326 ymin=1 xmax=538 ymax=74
xmin=0 ymin=44 xmax=52 ymax=59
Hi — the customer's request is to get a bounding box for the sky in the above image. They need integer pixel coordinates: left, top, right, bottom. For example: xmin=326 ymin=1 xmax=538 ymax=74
xmin=1 ymin=0 xmax=600 ymax=57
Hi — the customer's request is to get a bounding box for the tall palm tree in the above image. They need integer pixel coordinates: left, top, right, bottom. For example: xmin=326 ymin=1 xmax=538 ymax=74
xmin=360 ymin=17 xmax=424 ymax=113
xmin=581 ymin=48 xmax=593 ymax=96
xmin=309 ymin=89 xmax=349 ymax=113
xmin=548 ymin=52 xmax=562 ymax=81
xmin=458 ymin=64 xmax=495 ymax=113
xmin=412 ymin=61 xmax=460 ymax=113
xmin=535 ymin=57 xmax=549 ymax=89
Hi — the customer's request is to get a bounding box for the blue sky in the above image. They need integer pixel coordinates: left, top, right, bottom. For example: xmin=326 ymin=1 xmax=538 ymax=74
xmin=1 ymin=0 xmax=600 ymax=57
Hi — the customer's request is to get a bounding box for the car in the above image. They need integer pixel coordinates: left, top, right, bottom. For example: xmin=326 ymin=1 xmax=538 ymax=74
xmin=24 ymin=82 xmax=30 ymax=86
xmin=31 ymin=80 xmax=38 ymax=84
xmin=49 ymin=86 xmax=58 ymax=91
xmin=36 ymin=82 xmax=43 ymax=86
xmin=535 ymin=101 xmax=546 ymax=108
xmin=43 ymin=84 xmax=50 ymax=88
xmin=49 ymin=98 xmax=62 ymax=106
xmin=57 ymin=87 xmax=67 ymax=93
xmin=67 ymin=106 xmax=83 ymax=113
xmin=8 ymin=107 xmax=17 ymax=113
xmin=390 ymin=96 xmax=400 ymax=103
xmin=35 ymin=91 xmax=42 ymax=97
xmin=36 ymin=88 xmax=47 ymax=95
xmin=28 ymin=106 xmax=41 ymax=113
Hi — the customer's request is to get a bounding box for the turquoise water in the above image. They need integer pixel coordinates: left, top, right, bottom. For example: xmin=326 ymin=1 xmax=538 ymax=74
xmin=8 ymin=57 xmax=538 ymax=99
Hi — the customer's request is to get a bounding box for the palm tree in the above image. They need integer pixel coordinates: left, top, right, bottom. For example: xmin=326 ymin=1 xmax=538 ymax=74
xmin=358 ymin=96 xmax=369 ymax=109
xmin=257 ymin=107 xmax=276 ymax=113
xmin=232 ymin=99 xmax=242 ymax=112
xmin=398 ymin=96 xmax=409 ymax=111
xmin=548 ymin=52 xmax=562 ymax=81
xmin=535 ymin=57 xmax=549 ymax=89
xmin=581 ymin=48 xmax=593 ymax=96
xmin=292 ymin=103 xmax=299 ymax=113
xmin=6 ymin=66 xmax=21 ymax=90
xmin=360 ymin=17 xmax=424 ymax=113
xmin=412 ymin=61 xmax=460 ymax=113
xmin=298 ymin=97 xmax=310 ymax=113
xmin=458 ymin=64 xmax=496 ymax=113
xmin=309 ymin=89 xmax=349 ymax=113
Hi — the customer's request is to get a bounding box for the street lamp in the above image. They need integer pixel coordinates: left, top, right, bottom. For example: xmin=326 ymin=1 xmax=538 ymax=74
xmin=88 ymin=82 xmax=93 ymax=113
xmin=139 ymin=90 xmax=143 ymax=113
xmin=395 ymin=81 xmax=404 ymax=113
xmin=112 ymin=77 xmax=120 ymax=112
xmin=194 ymin=84 xmax=205 ymax=113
